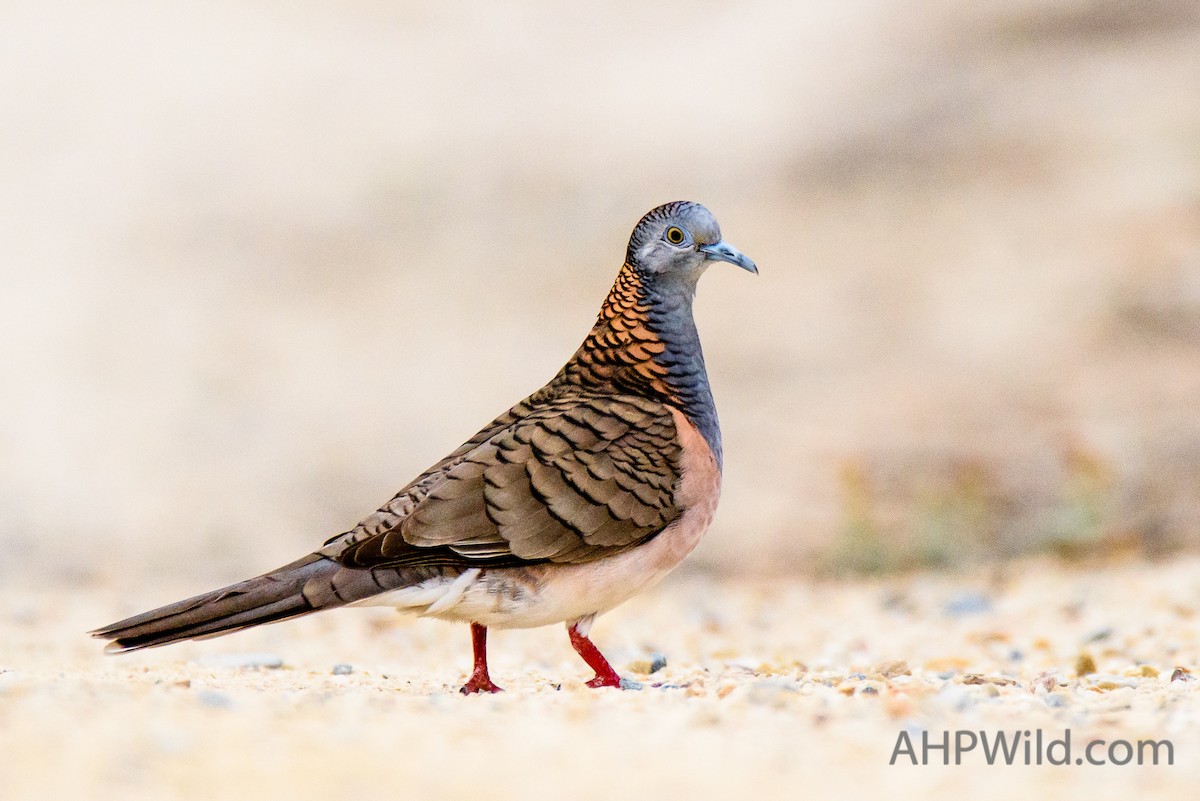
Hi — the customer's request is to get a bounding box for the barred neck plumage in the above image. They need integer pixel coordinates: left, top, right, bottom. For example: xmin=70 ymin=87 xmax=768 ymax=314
xmin=550 ymin=263 xmax=722 ymax=467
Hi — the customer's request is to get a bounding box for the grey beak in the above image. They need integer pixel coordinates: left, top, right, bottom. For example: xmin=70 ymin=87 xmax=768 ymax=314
xmin=700 ymin=240 xmax=758 ymax=274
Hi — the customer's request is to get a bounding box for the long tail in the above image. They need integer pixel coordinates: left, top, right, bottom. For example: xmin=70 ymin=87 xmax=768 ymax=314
xmin=92 ymin=554 xmax=350 ymax=653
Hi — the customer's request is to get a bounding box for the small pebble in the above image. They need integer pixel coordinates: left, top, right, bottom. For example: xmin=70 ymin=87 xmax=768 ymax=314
xmin=627 ymin=654 xmax=668 ymax=675
xmin=943 ymin=593 xmax=992 ymax=617
xmin=197 ymin=691 xmax=232 ymax=709
xmin=962 ymin=674 xmax=1018 ymax=686
xmin=1082 ymin=674 xmax=1138 ymax=691
xmin=332 ymin=664 xmax=354 ymax=676
xmin=1122 ymin=664 xmax=1158 ymax=679
xmin=1031 ymin=672 xmax=1060 ymax=693
xmin=875 ymin=660 xmax=910 ymax=679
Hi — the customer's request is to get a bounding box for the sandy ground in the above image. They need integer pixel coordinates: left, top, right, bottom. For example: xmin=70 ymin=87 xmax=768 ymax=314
xmin=3 ymin=556 xmax=1198 ymax=800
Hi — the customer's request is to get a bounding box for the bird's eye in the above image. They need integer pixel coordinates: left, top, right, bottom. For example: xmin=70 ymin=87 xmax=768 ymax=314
xmin=665 ymin=226 xmax=685 ymax=245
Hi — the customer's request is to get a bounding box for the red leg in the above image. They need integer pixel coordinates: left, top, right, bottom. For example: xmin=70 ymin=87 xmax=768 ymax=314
xmin=460 ymin=622 xmax=503 ymax=694
xmin=567 ymin=621 xmax=623 ymax=689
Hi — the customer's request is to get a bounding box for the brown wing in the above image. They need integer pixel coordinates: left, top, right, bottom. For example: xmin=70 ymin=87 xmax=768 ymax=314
xmin=332 ymin=394 xmax=683 ymax=569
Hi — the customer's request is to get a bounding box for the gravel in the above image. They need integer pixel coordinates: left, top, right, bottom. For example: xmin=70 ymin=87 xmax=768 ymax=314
xmin=3 ymin=557 xmax=1199 ymax=800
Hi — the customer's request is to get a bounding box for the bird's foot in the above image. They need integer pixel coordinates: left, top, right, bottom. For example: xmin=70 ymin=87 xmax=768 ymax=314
xmin=585 ymin=671 xmax=621 ymax=689
xmin=460 ymin=672 xmax=504 ymax=695
xmin=584 ymin=672 xmax=642 ymax=690
xmin=568 ymin=619 xmax=640 ymax=690
xmin=460 ymin=622 xmax=502 ymax=694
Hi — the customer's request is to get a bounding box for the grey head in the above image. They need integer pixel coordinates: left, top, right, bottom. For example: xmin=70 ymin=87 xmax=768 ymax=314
xmin=625 ymin=201 xmax=757 ymax=280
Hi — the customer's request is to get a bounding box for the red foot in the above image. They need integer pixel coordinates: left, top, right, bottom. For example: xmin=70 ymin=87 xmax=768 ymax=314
xmin=460 ymin=673 xmax=503 ymax=694
xmin=460 ymin=622 xmax=503 ymax=694
xmin=568 ymin=621 xmax=624 ymax=689
xmin=585 ymin=673 xmax=622 ymax=689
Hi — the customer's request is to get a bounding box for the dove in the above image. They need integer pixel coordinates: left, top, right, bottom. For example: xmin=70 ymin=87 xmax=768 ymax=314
xmin=93 ymin=201 xmax=756 ymax=693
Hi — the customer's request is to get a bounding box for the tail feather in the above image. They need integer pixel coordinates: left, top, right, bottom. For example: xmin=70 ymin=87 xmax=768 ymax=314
xmin=91 ymin=554 xmax=341 ymax=653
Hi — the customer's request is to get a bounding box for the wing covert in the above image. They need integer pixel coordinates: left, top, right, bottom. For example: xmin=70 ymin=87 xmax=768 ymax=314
xmin=335 ymin=395 xmax=682 ymax=568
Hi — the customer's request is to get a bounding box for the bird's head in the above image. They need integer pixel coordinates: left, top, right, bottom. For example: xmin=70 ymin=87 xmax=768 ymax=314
xmin=625 ymin=201 xmax=757 ymax=280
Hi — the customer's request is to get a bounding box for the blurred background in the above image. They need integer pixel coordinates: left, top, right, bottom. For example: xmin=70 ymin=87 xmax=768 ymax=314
xmin=3 ymin=0 xmax=1200 ymax=588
